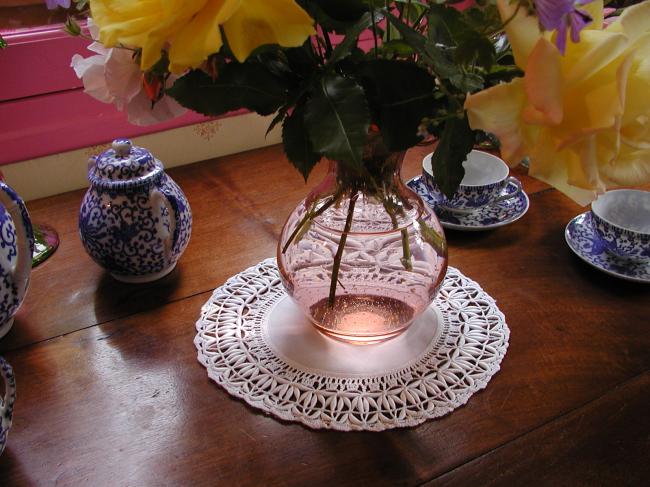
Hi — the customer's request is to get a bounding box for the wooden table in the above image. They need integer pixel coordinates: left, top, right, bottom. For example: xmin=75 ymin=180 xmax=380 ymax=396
xmin=1 ymin=144 xmax=648 ymax=486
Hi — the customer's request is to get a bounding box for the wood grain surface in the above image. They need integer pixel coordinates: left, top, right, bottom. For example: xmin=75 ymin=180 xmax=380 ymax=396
xmin=0 ymin=144 xmax=647 ymax=486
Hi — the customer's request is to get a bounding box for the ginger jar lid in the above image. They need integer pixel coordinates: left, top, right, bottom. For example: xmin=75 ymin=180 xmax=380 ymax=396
xmin=88 ymin=139 xmax=164 ymax=190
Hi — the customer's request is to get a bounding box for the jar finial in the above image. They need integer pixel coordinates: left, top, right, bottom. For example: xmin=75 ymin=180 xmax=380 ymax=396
xmin=112 ymin=139 xmax=132 ymax=157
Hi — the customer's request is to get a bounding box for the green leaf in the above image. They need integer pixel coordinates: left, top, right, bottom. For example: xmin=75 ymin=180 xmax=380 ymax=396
xmin=427 ymin=5 xmax=463 ymax=44
xmin=266 ymin=107 xmax=288 ymax=137
xmin=355 ymin=59 xmax=437 ymax=151
xmin=386 ymin=13 xmax=426 ymax=51
xmin=167 ymin=63 xmax=287 ymax=116
xmin=285 ymin=43 xmax=319 ymax=79
xmin=363 ymin=0 xmax=386 ymax=8
xmin=304 ymin=73 xmax=371 ymax=173
xmin=455 ymin=30 xmax=496 ymax=69
xmin=386 ymin=15 xmax=458 ymax=80
xmin=422 ymin=41 xmax=459 ymax=79
xmin=484 ymin=65 xmax=523 ymax=86
xmin=282 ymin=102 xmax=321 ymax=180
xmin=427 ymin=5 xmax=495 ymax=69
xmin=149 ymin=50 xmax=170 ymax=76
xmin=297 ymin=0 xmax=367 ymax=33
xmin=430 ymin=115 xmax=475 ymax=199
xmin=0 ymin=34 xmax=7 ymax=49
xmin=328 ymin=12 xmax=373 ymax=65
xmin=449 ymin=72 xmax=484 ymax=92
xmin=379 ymin=39 xmax=415 ymax=57
xmin=64 ymin=16 xmax=82 ymax=36
xmin=465 ymin=5 xmax=502 ymax=34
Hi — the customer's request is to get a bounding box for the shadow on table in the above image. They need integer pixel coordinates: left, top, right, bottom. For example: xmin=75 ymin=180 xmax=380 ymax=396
xmin=217 ymin=389 xmax=425 ymax=483
xmin=445 ymin=228 xmax=496 ymax=247
xmin=0 ymin=448 xmax=37 ymax=487
xmin=0 ymin=317 xmax=38 ymax=354
xmin=566 ymin=252 xmax=650 ymax=297
xmin=92 ymin=266 xmax=182 ymax=326
xmin=308 ymin=429 xmax=420 ymax=482
xmin=444 ymin=221 xmax=529 ymax=250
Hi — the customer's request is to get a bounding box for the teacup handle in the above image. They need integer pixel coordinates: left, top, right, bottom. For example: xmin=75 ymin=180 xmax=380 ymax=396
xmin=151 ymin=188 xmax=178 ymax=266
xmin=1 ymin=356 xmax=16 ymax=435
xmin=492 ymin=177 xmax=523 ymax=205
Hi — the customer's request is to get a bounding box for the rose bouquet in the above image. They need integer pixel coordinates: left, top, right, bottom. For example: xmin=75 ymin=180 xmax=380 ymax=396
xmin=63 ymin=0 xmax=650 ymax=204
xmin=465 ymin=0 xmax=650 ymax=205
xmin=60 ymin=0 xmax=650 ymax=339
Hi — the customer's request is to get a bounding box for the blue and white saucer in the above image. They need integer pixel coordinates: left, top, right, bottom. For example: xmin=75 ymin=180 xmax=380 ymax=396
xmin=565 ymin=212 xmax=650 ymax=283
xmin=407 ymin=176 xmax=529 ymax=231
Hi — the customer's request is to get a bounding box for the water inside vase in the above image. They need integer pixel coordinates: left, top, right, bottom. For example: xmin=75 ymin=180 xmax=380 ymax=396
xmin=309 ymin=294 xmax=416 ymax=344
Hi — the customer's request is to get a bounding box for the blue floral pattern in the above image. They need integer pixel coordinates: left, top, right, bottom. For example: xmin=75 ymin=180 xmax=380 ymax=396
xmin=422 ymin=171 xmax=509 ymax=209
xmin=80 ymin=139 xmax=193 ymax=283
xmin=565 ymin=212 xmax=649 ymax=283
xmin=79 ymin=173 xmax=192 ymax=280
xmin=0 ymin=355 xmax=16 ymax=456
xmin=407 ymin=176 xmax=529 ymax=231
xmin=0 ymin=181 xmax=34 ymax=332
xmin=591 ymin=212 xmax=650 ymax=260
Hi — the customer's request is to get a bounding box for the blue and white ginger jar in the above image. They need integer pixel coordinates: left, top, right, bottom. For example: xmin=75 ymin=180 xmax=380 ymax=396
xmin=79 ymin=139 xmax=192 ymax=283
xmin=0 ymin=181 xmax=34 ymax=339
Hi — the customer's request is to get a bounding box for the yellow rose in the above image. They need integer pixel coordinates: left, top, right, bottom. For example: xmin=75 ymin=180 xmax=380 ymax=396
xmin=90 ymin=0 xmax=315 ymax=74
xmin=222 ymin=0 xmax=317 ymax=63
xmin=464 ymin=0 xmax=650 ymax=204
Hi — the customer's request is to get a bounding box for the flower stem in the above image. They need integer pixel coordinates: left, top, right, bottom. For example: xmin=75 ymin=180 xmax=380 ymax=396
xmin=382 ymin=197 xmax=412 ymax=271
xmin=328 ymin=191 xmax=359 ymax=308
xmin=323 ymin=29 xmax=333 ymax=57
xmin=385 ymin=1 xmax=391 ymax=43
xmin=498 ymin=3 xmax=522 ymax=33
xmin=400 ymin=228 xmax=412 ymax=271
xmin=370 ymin=7 xmax=379 ymax=59
xmin=282 ymin=205 xmax=314 ymax=254
xmin=282 ymin=194 xmax=339 ymax=254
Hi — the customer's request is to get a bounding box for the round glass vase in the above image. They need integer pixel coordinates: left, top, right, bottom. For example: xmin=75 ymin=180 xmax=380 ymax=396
xmin=277 ymin=137 xmax=448 ymax=344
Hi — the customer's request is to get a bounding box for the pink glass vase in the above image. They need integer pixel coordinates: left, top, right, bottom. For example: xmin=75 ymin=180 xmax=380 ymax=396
xmin=277 ymin=134 xmax=448 ymax=344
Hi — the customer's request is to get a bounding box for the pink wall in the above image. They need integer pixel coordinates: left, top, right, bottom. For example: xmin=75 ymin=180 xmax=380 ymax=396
xmin=0 ymin=24 xmax=211 ymax=166
xmin=0 ymin=24 xmax=375 ymax=166
xmin=1 ymin=25 xmax=84 ymax=102
xmin=0 ymin=88 xmax=215 ymax=163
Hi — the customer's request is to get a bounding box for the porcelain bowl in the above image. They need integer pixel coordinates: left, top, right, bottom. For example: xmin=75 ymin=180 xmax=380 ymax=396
xmin=422 ymin=150 xmax=521 ymax=211
xmin=591 ymin=189 xmax=650 ymax=260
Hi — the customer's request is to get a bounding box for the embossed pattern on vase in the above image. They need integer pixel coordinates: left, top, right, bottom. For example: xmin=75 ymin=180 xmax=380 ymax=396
xmin=279 ymin=193 xmax=447 ymax=343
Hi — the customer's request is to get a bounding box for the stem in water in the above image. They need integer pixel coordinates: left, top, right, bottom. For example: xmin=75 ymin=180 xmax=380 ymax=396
xmin=328 ymin=191 xmax=359 ymax=308
xmin=382 ymin=197 xmax=412 ymax=271
xmin=400 ymin=228 xmax=412 ymax=271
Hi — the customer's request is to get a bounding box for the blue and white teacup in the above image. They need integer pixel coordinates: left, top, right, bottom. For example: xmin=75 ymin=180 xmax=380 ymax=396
xmin=422 ymin=150 xmax=522 ymax=213
xmin=591 ymin=189 xmax=650 ymax=261
xmin=0 ymin=356 xmax=16 ymax=456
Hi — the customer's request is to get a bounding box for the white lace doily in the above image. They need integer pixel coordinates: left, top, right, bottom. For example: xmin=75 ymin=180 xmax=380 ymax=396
xmin=194 ymin=258 xmax=509 ymax=431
